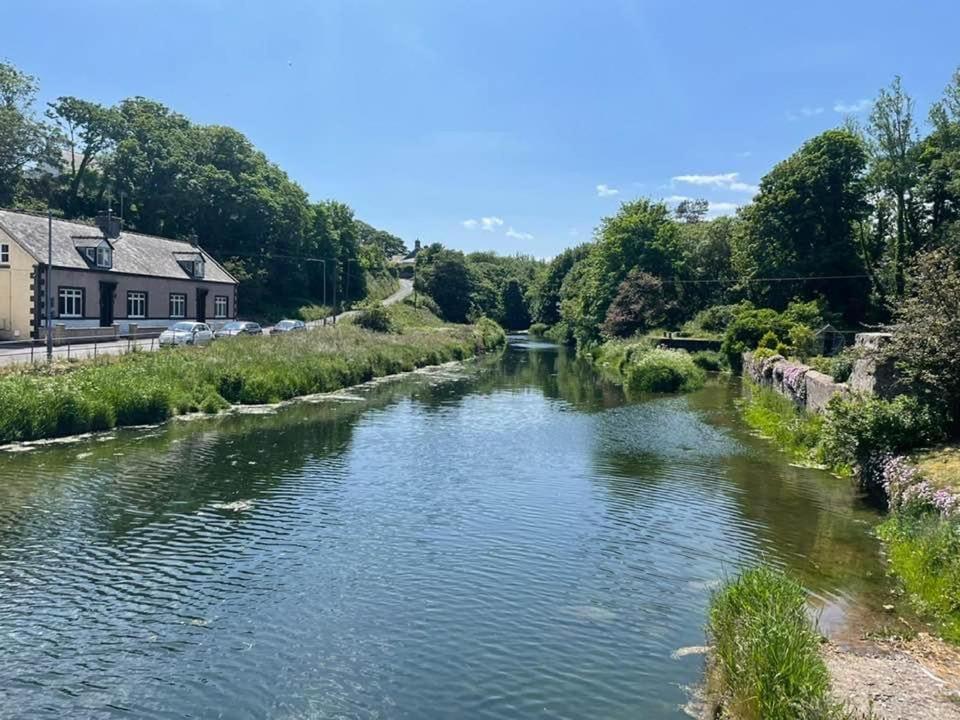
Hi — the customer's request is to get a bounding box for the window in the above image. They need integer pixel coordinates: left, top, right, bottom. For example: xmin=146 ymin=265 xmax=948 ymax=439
xmin=0 ymin=243 xmax=8 ymax=264
xmin=169 ymin=293 xmax=186 ymax=319
xmin=214 ymin=295 xmax=228 ymax=319
xmin=96 ymin=245 xmax=112 ymax=269
xmin=127 ymin=291 xmax=147 ymax=319
xmin=84 ymin=248 xmax=95 ymax=263
xmin=58 ymin=287 xmax=84 ymax=318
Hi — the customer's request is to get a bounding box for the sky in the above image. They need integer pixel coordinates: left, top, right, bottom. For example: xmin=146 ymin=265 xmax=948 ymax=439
xmin=4 ymin=0 xmax=960 ymax=258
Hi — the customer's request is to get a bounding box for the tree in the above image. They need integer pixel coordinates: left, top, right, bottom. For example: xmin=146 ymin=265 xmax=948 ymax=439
xmin=356 ymin=220 xmax=407 ymax=258
xmin=674 ymin=198 xmax=709 ymax=223
xmin=530 ymin=244 xmax=589 ymax=325
xmin=868 ymin=76 xmax=919 ymax=297
xmin=560 ymin=199 xmax=681 ymax=345
xmin=46 ymin=96 xmax=123 ymax=215
xmin=501 ymin=278 xmax=530 ymax=330
xmin=732 ymin=129 xmax=870 ymax=320
xmin=415 ymin=247 xmax=474 ymax=322
xmin=0 ymin=62 xmax=51 ymax=205
xmin=917 ymin=68 xmax=960 ymax=242
xmin=602 ymin=269 xmax=670 ymax=338
xmin=889 ymin=244 xmax=960 ymax=430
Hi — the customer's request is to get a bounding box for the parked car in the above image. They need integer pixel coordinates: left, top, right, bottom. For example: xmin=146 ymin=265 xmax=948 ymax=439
xmin=215 ymin=321 xmax=263 ymax=338
xmin=159 ymin=321 xmax=215 ymax=347
xmin=271 ymin=319 xmax=307 ymax=334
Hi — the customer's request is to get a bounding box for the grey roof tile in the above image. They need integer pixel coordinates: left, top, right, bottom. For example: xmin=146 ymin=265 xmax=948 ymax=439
xmin=0 ymin=210 xmax=237 ymax=284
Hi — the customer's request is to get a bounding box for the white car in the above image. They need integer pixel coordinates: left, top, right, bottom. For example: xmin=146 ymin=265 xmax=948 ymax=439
xmin=159 ymin=321 xmax=215 ymax=347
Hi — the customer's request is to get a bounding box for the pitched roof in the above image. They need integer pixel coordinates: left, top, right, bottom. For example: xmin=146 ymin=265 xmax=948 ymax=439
xmin=0 ymin=210 xmax=237 ymax=284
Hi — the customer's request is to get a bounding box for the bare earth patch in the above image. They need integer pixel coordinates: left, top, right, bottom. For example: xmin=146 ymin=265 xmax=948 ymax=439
xmin=825 ymin=633 xmax=960 ymax=720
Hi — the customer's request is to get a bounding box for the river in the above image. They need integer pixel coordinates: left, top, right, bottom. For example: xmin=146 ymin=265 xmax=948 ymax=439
xmin=0 ymin=336 xmax=893 ymax=719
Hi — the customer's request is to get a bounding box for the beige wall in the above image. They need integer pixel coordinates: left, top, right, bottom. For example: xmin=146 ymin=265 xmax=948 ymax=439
xmin=0 ymin=227 xmax=36 ymax=340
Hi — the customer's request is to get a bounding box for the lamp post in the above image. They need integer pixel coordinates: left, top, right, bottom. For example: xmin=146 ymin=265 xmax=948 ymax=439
xmin=45 ymin=211 xmax=52 ymax=360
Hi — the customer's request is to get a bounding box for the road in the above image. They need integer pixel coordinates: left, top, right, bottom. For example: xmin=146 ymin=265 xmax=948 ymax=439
xmin=0 ymin=279 xmax=416 ymax=367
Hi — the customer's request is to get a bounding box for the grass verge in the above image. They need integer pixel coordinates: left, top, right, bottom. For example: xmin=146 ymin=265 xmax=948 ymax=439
xmin=707 ymin=566 xmax=873 ymax=720
xmin=877 ymin=512 xmax=960 ymax=643
xmin=0 ymin=305 xmax=505 ymax=445
xmin=740 ymin=383 xmax=825 ymax=466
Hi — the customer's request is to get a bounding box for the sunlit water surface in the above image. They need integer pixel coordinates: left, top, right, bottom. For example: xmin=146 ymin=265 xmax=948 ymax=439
xmin=0 ymin=337 xmax=891 ymax=718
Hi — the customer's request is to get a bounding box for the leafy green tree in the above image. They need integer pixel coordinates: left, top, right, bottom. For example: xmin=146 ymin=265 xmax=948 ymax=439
xmin=732 ymin=129 xmax=870 ymax=319
xmin=0 ymin=62 xmax=51 ymax=205
xmin=501 ymin=278 xmax=530 ymax=330
xmin=356 ymin=220 xmax=407 ymax=258
xmin=868 ymin=76 xmax=919 ymax=297
xmin=560 ymin=199 xmax=680 ymax=346
xmin=46 ymin=96 xmax=123 ymax=215
xmin=415 ymin=246 xmax=474 ymax=322
xmin=674 ymin=197 xmax=709 ymax=223
xmin=917 ymin=68 xmax=960 ymax=242
xmin=530 ymin=244 xmax=590 ymax=325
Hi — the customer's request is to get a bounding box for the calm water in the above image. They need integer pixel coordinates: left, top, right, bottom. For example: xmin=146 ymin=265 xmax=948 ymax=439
xmin=0 ymin=338 xmax=892 ymax=719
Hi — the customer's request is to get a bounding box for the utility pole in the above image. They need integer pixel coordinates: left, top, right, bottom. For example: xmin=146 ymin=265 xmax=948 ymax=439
xmin=332 ymin=261 xmax=338 ymax=325
xmin=46 ymin=211 xmax=53 ymax=360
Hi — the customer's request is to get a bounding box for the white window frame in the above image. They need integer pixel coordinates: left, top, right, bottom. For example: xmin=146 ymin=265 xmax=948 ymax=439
xmin=169 ymin=293 xmax=186 ymax=319
xmin=127 ymin=291 xmax=147 ymax=319
xmin=58 ymin=288 xmax=83 ymax=318
xmin=96 ymin=244 xmax=112 ymax=269
xmin=214 ymin=295 xmax=228 ymax=319
xmin=0 ymin=243 xmax=8 ymax=264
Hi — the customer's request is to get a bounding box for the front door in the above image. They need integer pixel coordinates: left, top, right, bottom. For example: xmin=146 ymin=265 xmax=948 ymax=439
xmin=99 ymin=282 xmax=116 ymax=327
xmin=196 ymin=288 xmax=208 ymax=323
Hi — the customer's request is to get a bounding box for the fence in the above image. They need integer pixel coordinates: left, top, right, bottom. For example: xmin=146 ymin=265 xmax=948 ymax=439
xmin=0 ymin=333 xmax=165 ymax=366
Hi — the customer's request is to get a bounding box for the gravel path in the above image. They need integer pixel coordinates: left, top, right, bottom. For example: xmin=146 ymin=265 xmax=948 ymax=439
xmin=825 ymin=634 xmax=960 ymax=719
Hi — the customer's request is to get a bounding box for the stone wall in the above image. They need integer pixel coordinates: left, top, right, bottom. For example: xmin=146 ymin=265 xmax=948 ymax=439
xmin=848 ymin=333 xmax=899 ymax=398
xmin=742 ymin=352 xmax=850 ymax=413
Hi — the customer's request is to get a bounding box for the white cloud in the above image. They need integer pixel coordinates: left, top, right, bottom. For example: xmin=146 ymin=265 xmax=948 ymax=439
xmin=506 ymin=227 xmax=534 ymax=241
xmin=480 ymin=216 xmax=504 ymax=231
xmin=834 ymin=99 xmax=870 ymax=114
xmin=663 ymin=194 xmax=693 ymax=204
xmin=707 ymin=202 xmax=740 ymax=217
xmin=596 ymin=183 xmax=620 ymax=197
xmin=672 ymin=172 xmax=758 ymax=195
xmin=800 ymin=106 xmax=824 ymax=117
xmin=462 ymin=216 xmax=504 ymax=231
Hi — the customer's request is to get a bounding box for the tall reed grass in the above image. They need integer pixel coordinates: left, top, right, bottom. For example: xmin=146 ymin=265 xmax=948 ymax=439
xmin=0 ymin=309 xmax=505 ymax=445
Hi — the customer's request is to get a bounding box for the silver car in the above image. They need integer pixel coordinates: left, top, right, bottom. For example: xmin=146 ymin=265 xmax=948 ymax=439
xmin=271 ymin=319 xmax=307 ymax=334
xmin=159 ymin=321 xmax=215 ymax=347
xmin=215 ymin=321 xmax=263 ymax=338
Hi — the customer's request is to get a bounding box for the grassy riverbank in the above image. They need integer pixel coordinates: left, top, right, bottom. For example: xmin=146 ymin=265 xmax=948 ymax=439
xmin=706 ymin=567 xmax=874 ymax=720
xmin=0 ymin=303 xmax=505 ymax=445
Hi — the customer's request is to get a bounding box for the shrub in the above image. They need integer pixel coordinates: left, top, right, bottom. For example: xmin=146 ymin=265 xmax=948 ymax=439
xmin=355 ymin=304 xmax=394 ymax=333
xmin=819 ymin=394 xmax=947 ymax=478
xmin=528 ymin=322 xmax=549 ymax=336
xmin=758 ymin=330 xmax=781 ymax=350
xmin=788 ymin=324 xmax=817 ymax=359
xmin=708 ymin=567 xmax=832 ymax=720
xmin=623 ymin=348 xmax=706 ymax=394
xmin=691 ymin=349 xmax=726 ymax=372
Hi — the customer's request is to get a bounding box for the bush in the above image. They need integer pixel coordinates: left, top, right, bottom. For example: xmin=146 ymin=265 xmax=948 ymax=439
xmin=691 ymin=350 xmax=726 ymax=372
xmin=819 ymin=394 xmax=947 ymax=475
xmin=758 ymin=330 xmax=780 ymax=350
xmin=355 ymin=304 xmax=394 ymax=333
xmin=708 ymin=567 xmax=833 ymax=720
xmin=623 ymin=348 xmax=706 ymax=394
xmin=601 ymin=269 xmax=671 ymax=338
xmin=721 ymin=301 xmax=825 ymax=370
xmin=528 ymin=322 xmax=549 ymax=336
xmin=788 ymin=324 xmax=817 ymax=359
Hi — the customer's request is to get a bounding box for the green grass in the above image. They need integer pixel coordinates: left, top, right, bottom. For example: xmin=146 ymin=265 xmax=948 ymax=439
xmin=0 ymin=305 xmax=505 ymax=445
xmin=741 ymin=383 xmax=827 ymax=467
xmin=593 ymin=339 xmax=706 ymax=395
xmin=877 ymin=513 xmax=960 ymax=643
xmin=708 ymin=567 xmax=860 ymax=720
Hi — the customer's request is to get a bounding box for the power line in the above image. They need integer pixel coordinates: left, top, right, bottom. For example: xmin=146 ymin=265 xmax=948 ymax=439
xmin=660 ymin=273 xmax=871 ymax=285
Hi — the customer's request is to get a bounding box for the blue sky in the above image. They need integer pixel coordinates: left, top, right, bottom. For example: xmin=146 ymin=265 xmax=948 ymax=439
xmin=5 ymin=1 xmax=960 ymax=257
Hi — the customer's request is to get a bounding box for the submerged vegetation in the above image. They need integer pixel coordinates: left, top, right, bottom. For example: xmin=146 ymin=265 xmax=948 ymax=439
xmin=0 ymin=301 xmax=505 ymax=445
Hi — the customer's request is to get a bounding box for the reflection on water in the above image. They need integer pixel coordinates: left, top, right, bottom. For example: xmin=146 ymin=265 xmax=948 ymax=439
xmin=0 ymin=339 xmax=890 ymax=719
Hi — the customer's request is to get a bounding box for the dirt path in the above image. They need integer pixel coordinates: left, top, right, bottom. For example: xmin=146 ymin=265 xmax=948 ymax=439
xmin=825 ymin=633 xmax=960 ymax=719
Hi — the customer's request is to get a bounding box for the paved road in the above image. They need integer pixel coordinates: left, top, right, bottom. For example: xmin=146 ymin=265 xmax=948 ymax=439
xmin=0 ymin=279 xmax=417 ymax=367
